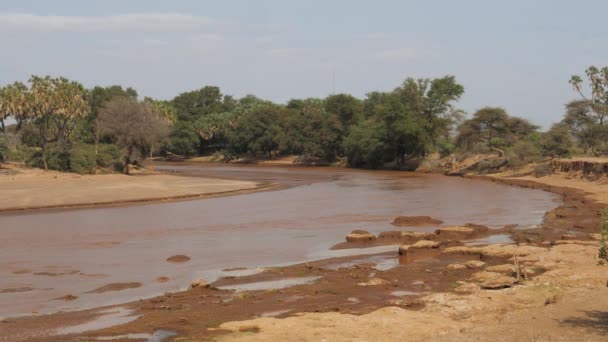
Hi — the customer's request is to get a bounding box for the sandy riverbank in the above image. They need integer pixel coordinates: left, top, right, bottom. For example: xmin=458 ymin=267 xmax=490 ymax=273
xmin=0 ymin=164 xmax=266 ymax=212
xmin=2 ymin=165 xmax=607 ymax=341
xmin=210 ymin=171 xmax=608 ymax=342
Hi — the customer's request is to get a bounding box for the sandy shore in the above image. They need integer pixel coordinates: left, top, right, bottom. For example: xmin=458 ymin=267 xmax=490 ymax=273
xmin=0 ymin=164 xmax=265 ymax=212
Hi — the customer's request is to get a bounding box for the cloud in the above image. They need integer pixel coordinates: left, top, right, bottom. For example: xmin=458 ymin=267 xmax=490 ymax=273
xmin=0 ymin=12 xmax=213 ymax=32
xmin=265 ymin=48 xmax=307 ymax=57
xmin=361 ymin=32 xmax=390 ymax=40
xmin=373 ymin=47 xmax=429 ymax=61
xmin=186 ymin=33 xmax=224 ymax=42
xmin=255 ymin=35 xmax=280 ymax=45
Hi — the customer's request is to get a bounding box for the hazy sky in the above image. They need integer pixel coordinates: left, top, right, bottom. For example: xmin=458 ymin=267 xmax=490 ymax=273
xmin=0 ymin=0 xmax=605 ymax=128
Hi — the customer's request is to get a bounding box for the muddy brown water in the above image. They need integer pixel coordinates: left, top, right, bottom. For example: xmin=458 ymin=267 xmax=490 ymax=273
xmin=0 ymin=163 xmax=561 ymax=318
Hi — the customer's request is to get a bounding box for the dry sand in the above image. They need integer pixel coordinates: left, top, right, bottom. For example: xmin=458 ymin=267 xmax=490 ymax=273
xmin=0 ymin=164 xmax=263 ymax=211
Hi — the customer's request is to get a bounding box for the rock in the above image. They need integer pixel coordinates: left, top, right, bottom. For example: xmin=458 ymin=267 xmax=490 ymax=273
xmin=392 ymin=216 xmax=444 ymax=227
xmin=447 ymin=263 xmax=467 ymax=271
xmin=357 ymin=278 xmax=390 ymax=287
xmin=589 ymin=233 xmax=602 ymax=241
xmin=560 ymin=234 xmax=578 ymax=240
xmin=470 ymin=271 xmax=517 ymax=289
xmin=463 ymin=260 xmax=486 ymax=269
xmin=190 ymin=279 xmax=210 ymax=289
xmin=435 ymin=226 xmax=475 ymax=240
xmin=398 ymin=245 xmax=410 ymax=256
xmin=410 ymin=240 xmax=440 ymax=249
xmin=167 ymin=255 xmax=191 ymax=263
xmin=400 ymin=231 xmax=437 ymax=240
xmin=453 ymin=282 xmax=480 ymax=294
xmin=443 ymin=244 xmax=546 ymax=259
xmin=485 ymin=264 xmax=515 ymax=275
xmin=346 ymin=230 xmax=377 ymax=243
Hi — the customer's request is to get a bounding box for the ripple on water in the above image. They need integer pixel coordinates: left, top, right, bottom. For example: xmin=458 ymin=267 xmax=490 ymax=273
xmin=216 ymin=276 xmax=321 ymax=292
xmin=95 ymin=329 xmax=177 ymax=341
xmin=55 ymin=307 xmax=140 ymax=335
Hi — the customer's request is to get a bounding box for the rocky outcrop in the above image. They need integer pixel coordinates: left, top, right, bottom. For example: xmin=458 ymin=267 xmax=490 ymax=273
xmin=470 ymin=271 xmax=517 ymax=289
xmin=391 ymin=216 xmax=444 ymax=227
xmin=435 ymin=226 xmax=475 ymax=240
xmin=346 ymin=230 xmax=377 ymax=243
xmin=190 ymin=279 xmax=210 ymax=289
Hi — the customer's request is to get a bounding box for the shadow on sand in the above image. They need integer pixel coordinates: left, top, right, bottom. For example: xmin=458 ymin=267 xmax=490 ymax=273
xmin=562 ymin=311 xmax=608 ymax=335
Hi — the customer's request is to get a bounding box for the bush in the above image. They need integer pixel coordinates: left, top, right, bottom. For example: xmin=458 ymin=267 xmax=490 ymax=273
xmin=69 ymin=144 xmax=96 ymax=174
xmin=96 ymin=144 xmax=121 ymax=168
xmin=508 ymin=139 xmax=543 ymax=167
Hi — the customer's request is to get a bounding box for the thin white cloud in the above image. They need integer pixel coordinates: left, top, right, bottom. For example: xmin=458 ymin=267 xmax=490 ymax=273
xmin=186 ymin=33 xmax=224 ymax=42
xmin=374 ymin=47 xmax=429 ymax=61
xmin=265 ymin=48 xmax=307 ymax=57
xmin=142 ymin=39 xmax=168 ymax=46
xmin=255 ymin=34 xmax=280 ymax=45
xmin=361 ymin=32 xmax=390 ymax=40
xmin=0 ymin=12 xmax=213 ymax=32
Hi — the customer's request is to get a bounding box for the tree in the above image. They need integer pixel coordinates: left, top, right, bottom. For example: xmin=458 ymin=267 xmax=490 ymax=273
xmin=227 ymin=104 xmax=285 ymax=157
xmin=172 ymin=86 xmax=225 ymax=122
xmin=98 ymin=97 xmax=169 ymax=174
xmin=23 ymin=76 xmax=89 ymax=170
xmin=455 ymin=107 xmax=538 ymax=152
xmin=542 ymin=123 xmax=575 ymax=157
xmin=280 ymin=99 xmax=343 ymax=161
xmin=0 ymin=82 xmax=29 ymax=132
xmin=88 ymin=86 xmax=138 ymax=154
xmin=324 ymin=94 xmax=362 ymax=128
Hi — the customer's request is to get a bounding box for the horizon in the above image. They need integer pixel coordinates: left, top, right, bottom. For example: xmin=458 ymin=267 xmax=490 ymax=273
xmin=1 ymin=1 xmax=606 ymax=128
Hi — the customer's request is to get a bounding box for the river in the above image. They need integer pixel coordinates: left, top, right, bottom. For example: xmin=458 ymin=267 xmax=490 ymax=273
xmin=0 ymin=164 xmax=561 ymax=317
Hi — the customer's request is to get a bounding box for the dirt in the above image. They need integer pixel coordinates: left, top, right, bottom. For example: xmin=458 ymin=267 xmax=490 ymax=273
xmin=86 ymin=282 xmax=143 ymax=294
xmin=166 ymin=255 xmax=191 ymax=263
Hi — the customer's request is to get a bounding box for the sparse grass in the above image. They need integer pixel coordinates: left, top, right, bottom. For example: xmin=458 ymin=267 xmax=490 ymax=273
xmin=599 ymin=209 xmax=608 ymax=263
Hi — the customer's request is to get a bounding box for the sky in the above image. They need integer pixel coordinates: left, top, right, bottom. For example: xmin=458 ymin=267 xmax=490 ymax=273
xmin=0 ymin=0 xmax=606 ymax=128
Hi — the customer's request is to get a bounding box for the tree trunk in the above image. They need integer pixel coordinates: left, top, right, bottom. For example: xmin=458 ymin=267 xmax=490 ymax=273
xmin=41 ymin=142 xmax=48 ymax=171
xmin=124 ymin=145 xmax=133 ymax=175
xmin=0 ymin=119 xmax=5 ymax=132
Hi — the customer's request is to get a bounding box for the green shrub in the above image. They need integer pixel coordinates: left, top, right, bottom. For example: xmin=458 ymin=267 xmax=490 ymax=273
xmin=600 ymin=209 xmax=608 ymax=263
xmin=96 ymin=144 xmax=121 ymax=167
xmin=69 ymin=144 xmax=96 ymax=174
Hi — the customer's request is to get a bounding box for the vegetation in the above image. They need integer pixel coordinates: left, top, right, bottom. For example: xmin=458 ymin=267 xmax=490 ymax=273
xmin=600 ymin=209 xmax=608 ymax=263
xmin=1 ymin=66 xmax=608 ymax=174
xmin=98 ymin=97 xmax=169 ymax=174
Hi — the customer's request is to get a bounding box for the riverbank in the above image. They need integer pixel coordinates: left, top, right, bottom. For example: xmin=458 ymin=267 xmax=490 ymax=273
xmin=2 ymin=163 xmax=604 ymax=341
xmin=0 ymin=164 xmax=268 ymax=213
xmin=1 ymin=162 xmax=606 ymax=341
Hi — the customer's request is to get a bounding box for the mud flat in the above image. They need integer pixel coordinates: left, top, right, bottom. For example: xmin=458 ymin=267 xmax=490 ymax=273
xmin=0 ymin=164 xmax=266 ymax=212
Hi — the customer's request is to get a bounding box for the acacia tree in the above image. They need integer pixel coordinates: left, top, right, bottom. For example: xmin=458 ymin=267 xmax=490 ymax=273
xmin=98 ymin=97 xmax=169 ymax=174
xmin=455 ymin=107 xmax=538 ymax=153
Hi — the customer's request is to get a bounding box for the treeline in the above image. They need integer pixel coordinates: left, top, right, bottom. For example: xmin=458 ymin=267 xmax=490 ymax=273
xmin=1 ymin=66 xmax=607 ymax=174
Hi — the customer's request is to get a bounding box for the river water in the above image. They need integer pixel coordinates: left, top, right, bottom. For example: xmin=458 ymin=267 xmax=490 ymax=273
xmin=0 ymin=164 xmax=561 ymax=317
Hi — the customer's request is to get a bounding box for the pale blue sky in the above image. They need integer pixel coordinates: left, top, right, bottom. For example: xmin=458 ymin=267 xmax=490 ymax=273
xmin=0 ymin=1 xmax=605 ymax=127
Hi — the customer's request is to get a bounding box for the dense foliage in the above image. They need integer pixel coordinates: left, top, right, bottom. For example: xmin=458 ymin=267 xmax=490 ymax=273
xmin=1 ymin=67 xmax=608 ymax=173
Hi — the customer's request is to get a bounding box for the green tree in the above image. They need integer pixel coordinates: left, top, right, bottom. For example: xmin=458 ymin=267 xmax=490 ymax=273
xmin=23 ymin=76 xmax=89 ymax=170
xmin=456 ymin=107 xmax=538 ymax=152
xmin=324 ymin=94 xmax=362 ymax=128
xmin=280 ymin=99 xmax=343 ymax=161
xmin=227 ymin=104 xmax=285 ymax=157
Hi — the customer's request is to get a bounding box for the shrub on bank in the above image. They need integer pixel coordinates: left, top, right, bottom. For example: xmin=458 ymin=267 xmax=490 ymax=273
xmin=69 ymin=144 xmax=96 ymax=174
